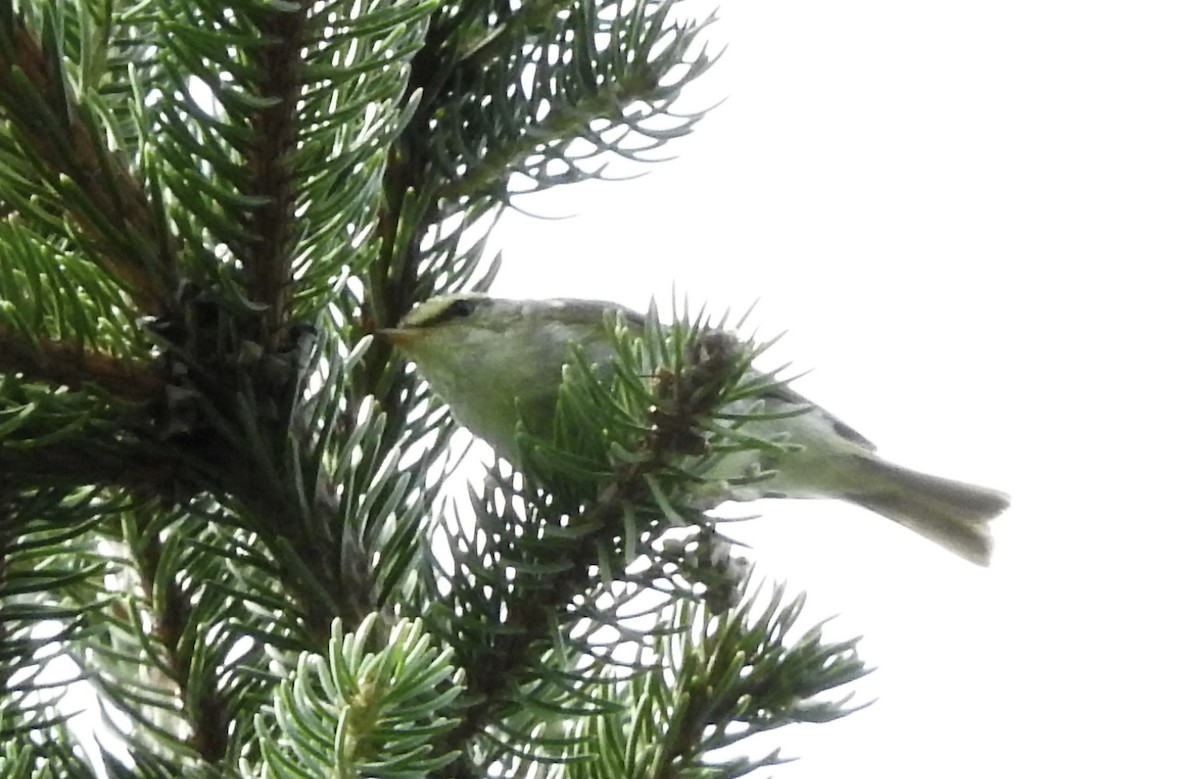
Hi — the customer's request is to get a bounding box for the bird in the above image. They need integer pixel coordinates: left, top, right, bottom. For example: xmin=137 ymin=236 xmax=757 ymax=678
xmin=376 ymin=293 xmax=1009 ymax=565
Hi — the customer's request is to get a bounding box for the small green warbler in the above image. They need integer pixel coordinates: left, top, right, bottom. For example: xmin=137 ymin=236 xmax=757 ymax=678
xmin=378 ymin=293 xmax=1008 ymax=565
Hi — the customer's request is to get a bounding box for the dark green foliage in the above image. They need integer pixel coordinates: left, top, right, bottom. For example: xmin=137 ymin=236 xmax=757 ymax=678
xmin=0 ymin=1 xmax=867 ymax=776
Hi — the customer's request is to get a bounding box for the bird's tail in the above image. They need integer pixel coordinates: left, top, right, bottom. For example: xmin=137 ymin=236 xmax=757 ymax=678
xmin=847 ymin=455 xmax=1009 ymax=566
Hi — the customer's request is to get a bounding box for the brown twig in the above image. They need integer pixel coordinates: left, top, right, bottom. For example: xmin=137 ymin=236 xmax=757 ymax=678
xmin=0 ymin=326 xmax=163 ymax=401
xmin=237 ymin=5 xmax=309 ymax=349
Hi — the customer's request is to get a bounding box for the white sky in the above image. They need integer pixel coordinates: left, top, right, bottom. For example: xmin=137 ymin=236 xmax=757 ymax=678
xmin=489 ymin=2 xmax=1200 ymax=776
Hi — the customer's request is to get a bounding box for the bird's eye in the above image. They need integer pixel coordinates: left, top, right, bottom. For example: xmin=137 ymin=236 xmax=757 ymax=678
xmin=446 ymin=299 xmax=475 ymax=319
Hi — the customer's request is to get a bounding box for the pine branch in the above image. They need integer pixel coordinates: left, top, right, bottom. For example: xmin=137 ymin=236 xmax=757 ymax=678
xmin=429 ymin=0 xmax=716 ymax=200
xmin=454 ymin=0 xmax=570 ymax=68
xmin=0 ymin=10 xmax=175 ymax=314
xmin=128 ymin=516 xmax=231 ymax=763
xmin=0 ymin=486 xmax=111 ymax=764
xmin=243 ymin=465 xmax=377 ymax=644
xmin=0 ymin=325 xmax=162 ymax=401
xmin=233 ymin=4 xmax=307 ymax=348
xmin=259 ymin=614 xmax=463 ymax=777
xmin=81 ymin=500 xmax=313 ymax=772
xmin=430 ymin=324 xmax=748 ymax=776
xmin=653 ymin=592 xmax=866 ymax=776
xmin=434 ymin=71 xmax=657 ymax=201
xmin=369 ymin=5 xmax=455 ymax=338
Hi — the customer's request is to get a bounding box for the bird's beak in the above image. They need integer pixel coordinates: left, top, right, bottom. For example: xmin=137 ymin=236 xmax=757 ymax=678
xmin=375 ymin=327 xmax=419 ymax=348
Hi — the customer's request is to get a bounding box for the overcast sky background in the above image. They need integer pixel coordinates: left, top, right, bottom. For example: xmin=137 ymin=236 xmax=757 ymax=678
xmin=487 ymin=2 xmax=1199 ymax=776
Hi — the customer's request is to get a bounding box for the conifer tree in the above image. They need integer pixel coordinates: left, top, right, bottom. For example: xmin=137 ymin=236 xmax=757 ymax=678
xmin=0 ymin=1 xmax=867 ymax=776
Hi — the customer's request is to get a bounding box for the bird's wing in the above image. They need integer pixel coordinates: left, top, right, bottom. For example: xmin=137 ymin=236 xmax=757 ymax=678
xmin=561 ymin=299 xmax=878 ymax=452
xmin=762 ymin=382 xmax=876 ymax=451
xmin=550 ymin=299 xmax=644 ymax=329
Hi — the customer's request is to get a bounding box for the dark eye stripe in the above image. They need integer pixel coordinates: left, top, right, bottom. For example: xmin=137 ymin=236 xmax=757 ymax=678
xmin=417 ymin=298 xmax=479 ymax=327
xmin=446 ymin=299 xmax=475 ymax=318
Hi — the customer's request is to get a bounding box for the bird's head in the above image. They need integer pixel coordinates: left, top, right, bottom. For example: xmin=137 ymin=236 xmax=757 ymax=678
xmin=376 ymin=293 xmax=502 ymax=358
xmin=376 ymin=293 xmax=628 ymax=367
xmin=374 ymin=293 xmax=634 ymax=455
